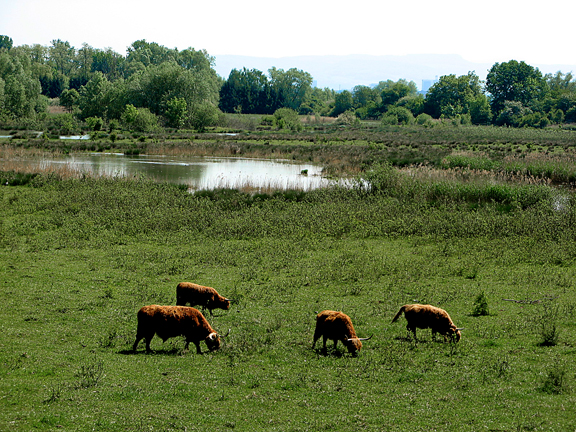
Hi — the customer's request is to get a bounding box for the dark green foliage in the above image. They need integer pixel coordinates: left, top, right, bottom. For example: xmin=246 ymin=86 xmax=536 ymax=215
xmin=472 ymin=292 xmax=490 ymax=316
xmin=541 ymin=363 xmax=568 ymax=394
xmin=0 ymin=170 xmax=41 ymax=186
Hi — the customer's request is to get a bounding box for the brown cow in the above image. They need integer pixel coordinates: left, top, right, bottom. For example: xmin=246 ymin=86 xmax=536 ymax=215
xmin=391 ymin=304 xmax=463 ymax=342
xmin=133 ymin=305 xmax=227 ymax=354
xmin=312 ymin=310 xmax=372 ymax=354
xmin=176 ymin=282 xmax=231 ymax=316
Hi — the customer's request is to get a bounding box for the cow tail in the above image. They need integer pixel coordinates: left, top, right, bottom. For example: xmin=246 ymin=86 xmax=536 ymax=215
xmin=391 ymin=306 xmax=405 ymax=323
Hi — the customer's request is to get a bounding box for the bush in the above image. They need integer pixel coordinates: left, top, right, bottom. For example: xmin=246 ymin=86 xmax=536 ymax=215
xmin=471 ymin=292 xmax=490 ymax=316
xmin=190 ymin=103 xmax=220 ymax=132
xmin=519 ymin=112 xmax=550 ymax=129
xmin=336 ymin=110 xmax=358 ymax=126
xmin=273 ymin=108 xmax=302 ymax=132
xmin=416 ymin=113 xmax=433 ymax=125
xmin=85 ymin=117 xmax=104 ymax=131
xmin=121 ymin=105 xmax=159 ymax=133
xmin=386 ymin=106 xmax=415 ymax=125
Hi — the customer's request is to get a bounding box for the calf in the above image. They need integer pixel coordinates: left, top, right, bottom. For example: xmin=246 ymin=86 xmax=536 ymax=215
xmin=391 ymin=304 xmax=462 ymax=342
xmin=176 ymin=282 xmax=231 ymax=316
xmin=312 ymin=310 xmax=372 ymax=354
xmin=133 ymin=305 xmax=227 ymax=354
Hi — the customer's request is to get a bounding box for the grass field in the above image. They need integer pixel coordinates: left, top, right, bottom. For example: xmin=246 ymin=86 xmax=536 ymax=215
xmin=0 ymin=167 xmax=576 ymax=431
xmin=1 ymin=161 xmax=576 ymax=430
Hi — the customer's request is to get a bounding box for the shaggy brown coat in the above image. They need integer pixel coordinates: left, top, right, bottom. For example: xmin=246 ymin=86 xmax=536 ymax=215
xmin=133 ymin=305 xmax=221 ymax=354
xmin=312 ymin=310 xmax=370 ymax=354
xmin=176 ymin=282 xmax=230 ymax=316
xmin=392 ymin=304 xmax=462 ymax=342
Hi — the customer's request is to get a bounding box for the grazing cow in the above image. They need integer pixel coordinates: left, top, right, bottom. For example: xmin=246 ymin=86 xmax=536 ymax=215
xmin=133 ymin=305 xmax=227 ymax=354
xmin=391 ymin=304 xmax=463 ymax=342
xmin=312 ymin=310 xmax=372 ymax=354
xmin=176 ymin=282 xmax=231 ymax=316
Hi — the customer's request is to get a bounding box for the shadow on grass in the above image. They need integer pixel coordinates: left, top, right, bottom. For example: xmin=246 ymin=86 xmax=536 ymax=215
xmin=313 ymin=348 xmax=353 ymax=358
xmin=117 ymin=347 xmax=183 ymax=356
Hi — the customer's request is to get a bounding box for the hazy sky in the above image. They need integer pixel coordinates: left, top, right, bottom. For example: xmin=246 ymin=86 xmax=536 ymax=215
xmin=1 ymin=0 xmax=576 ymax=66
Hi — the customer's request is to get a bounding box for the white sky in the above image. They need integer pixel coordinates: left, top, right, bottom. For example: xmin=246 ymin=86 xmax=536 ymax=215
xmin=1 ymin=0 xmax=576 ymax=66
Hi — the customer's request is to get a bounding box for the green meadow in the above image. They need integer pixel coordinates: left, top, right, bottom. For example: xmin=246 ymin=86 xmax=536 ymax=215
xmin=2 ymin=128 xmax=576 ymax=430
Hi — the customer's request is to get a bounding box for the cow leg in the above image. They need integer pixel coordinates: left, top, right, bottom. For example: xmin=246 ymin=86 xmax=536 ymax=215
xmin=407 ymin=325 xmax=417 ymax=341
xmin=145 ymin=336 xmax=153 ymax=353
xmin=133 ymin=336 xmax=142 ymax=352
xmin=193 ymin=341 xmax=202 ymax=354
xmin=312 ymin=334 xmax=320 ymax=349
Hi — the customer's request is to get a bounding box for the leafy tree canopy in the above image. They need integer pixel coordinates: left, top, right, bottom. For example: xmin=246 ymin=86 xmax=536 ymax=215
xmin=485 ymin=60 xmax=548 ymax=115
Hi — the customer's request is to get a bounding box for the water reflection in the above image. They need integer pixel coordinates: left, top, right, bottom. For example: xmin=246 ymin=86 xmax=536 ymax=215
xmin=25 ymin=153 xmax=333 ymax=190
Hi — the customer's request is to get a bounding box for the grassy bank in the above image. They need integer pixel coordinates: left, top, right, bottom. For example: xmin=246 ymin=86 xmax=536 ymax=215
xmin=1 ymin=171 xmax=576 ymax=430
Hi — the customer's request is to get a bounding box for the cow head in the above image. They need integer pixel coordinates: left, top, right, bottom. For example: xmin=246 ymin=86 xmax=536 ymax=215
xmin=213 ymin=296 xmax=231 ymax=310
xmin=205 ymin=332 xmax=221 ymax=351
xmin=450 ymin=326 xmax=463 ymax=342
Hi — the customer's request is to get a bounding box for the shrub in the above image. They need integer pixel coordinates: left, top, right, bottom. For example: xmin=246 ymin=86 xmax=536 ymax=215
xmin=121 ymin=105 xmax=159 ymax=133
xmin=273 ymin=108 xmax=302 ymax=132
xmin=471 ymin=292 xmax=490 ymax=316
xmin=541 ymin=363 xmax=568 ymax=394
xmin=416 ymin=113 xmax=433 ymax=125
xmin=85 ymin=116 xmax=104 ymax=131
xmin=539 ymin=304 xmax=560 ymax=346
xmin=386 ymin=106 xmax=415 ymax=125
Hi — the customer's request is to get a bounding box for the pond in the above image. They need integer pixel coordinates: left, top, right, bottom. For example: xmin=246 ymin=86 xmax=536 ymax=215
xmin=4 ymin=153 xmax=335 ymax=191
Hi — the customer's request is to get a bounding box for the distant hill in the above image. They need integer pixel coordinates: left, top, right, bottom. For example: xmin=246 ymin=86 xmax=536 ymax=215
xmin=213 ymin=54 xmax=576 ymax=91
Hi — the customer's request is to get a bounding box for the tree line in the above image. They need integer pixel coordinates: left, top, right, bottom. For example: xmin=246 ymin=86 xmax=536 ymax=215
xmin=1 ymin=35 xmax=575 ymax=131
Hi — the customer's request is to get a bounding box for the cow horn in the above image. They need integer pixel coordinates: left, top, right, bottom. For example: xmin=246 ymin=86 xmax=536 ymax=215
xmin=208 ymin=332 xmax=218 ymax=341
xmin=357 ymin=335 xmax=373 ymax=341
xmin=220 ymin=328 xmax=231 ymax=338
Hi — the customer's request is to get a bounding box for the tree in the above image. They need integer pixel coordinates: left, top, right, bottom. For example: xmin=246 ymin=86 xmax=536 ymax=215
xmin=78 ymin=72 xmax=112 ymax=119
xmin=126 ymin=61 xmax=220 ymax=119
xmin=485 ymin=60 xmax=548 ymax=116
xmin=125 ymin=40 xmax=178 ymax=76
xmin=164 ymin=97 xmax=188 ymax=128
xmin=352 ymin=85 xmax=380 ymax=108
xmin=91 ymin=48 xmax=124 ymax=81
xmin=379 ymin=79 xmax=418 ymax=108
xmin=268 ymin=67 xmax=313 ymax=112
xmin=49 ymin=39 xmax=76 ymax=76
xmin=59 ymin=88 xmax=79 ymax=112
xmin=332 ymin=90 xmax=353 ymax=117
xmin=299 ymin=87 xmax=335 ymax=116
xmin=424 ymin=72 xmax=488 ymax=123
xmin=219 ymin=68 xmax=273 ymax=114
xmin=0 ymin=50 xmax=42 ymax=118
xmin=0 ymin=35 xmax=13 ymax=51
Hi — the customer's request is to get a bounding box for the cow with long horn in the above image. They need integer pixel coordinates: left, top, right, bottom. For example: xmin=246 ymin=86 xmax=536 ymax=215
xmin=176 ymin=282 xmax=232 ymax=316
xmin=133 ymin=305 xmax=230 ymax=354
xmin=391 ymin=304 xmax=463 ymax=342
xmin=312 ymin=310 xmax=372 ymax=355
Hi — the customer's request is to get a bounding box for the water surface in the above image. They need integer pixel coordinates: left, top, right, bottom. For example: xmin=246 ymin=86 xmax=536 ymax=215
xmin=7 ymin=153 xmax=333 ymax=190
